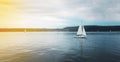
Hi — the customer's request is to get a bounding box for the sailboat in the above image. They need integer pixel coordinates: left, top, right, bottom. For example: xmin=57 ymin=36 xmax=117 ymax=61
xmin=24 ymin=28 xmax=26 ymax=33
xmin=74 ymin=23 xmax=87 ymax=38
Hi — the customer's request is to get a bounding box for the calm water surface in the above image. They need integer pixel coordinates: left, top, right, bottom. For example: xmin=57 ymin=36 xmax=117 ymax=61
xmin=0 ymin=32 xmax=120 ymax=62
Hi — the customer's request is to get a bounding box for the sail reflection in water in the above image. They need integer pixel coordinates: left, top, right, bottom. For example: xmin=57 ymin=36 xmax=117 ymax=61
xmin=63 ymin=38 xmax=87 ymax=62
xmin=79 ymin=39 xmax=86 ymax=57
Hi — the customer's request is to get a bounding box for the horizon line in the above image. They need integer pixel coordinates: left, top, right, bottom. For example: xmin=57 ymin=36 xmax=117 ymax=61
xmin=0 ymin=25 xmax=120 ymax=29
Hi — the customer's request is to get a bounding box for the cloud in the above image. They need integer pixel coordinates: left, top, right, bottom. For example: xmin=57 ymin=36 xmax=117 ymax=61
xmin=22 ymin=0 xmax=120 ymax=21
xmin=7 ymin=0 xmax=119 ymax=28
xmin=64 ymin=0 xmax=120 ymax=21
xmin=16 ymin=14 xmax=68 ymax=28
xmin=22 ymin=0 xmax=64 ymax=15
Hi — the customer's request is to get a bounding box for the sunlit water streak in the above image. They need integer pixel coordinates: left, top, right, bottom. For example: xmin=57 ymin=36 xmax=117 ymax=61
xmin=0 ymin=32 xmax=120 ymax=62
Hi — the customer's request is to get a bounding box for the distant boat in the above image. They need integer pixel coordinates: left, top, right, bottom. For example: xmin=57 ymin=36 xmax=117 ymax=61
xmin=24 ymin=28 xmax=26 ymax=33
xmin=74 ymin=22 xmax=87 ymax=38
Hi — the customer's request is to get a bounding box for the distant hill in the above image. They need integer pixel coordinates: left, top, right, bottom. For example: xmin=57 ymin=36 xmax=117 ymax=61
xmin=63 ymin=25 xmax=120 ymax=32
xmin=0 ymin=26 xmax=120 ymax=32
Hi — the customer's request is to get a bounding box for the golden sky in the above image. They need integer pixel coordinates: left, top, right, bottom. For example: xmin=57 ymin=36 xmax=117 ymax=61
xmin=0 ymin=0 xmax=67 ymax=28
xmin=0 ymin=0 xmax=23 ymax=27
xmin=0 ymin=0 xmax=20 ymax=19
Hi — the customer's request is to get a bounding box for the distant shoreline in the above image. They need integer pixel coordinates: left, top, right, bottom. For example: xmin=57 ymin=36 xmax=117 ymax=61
xmin=0 ymin=26 xmax=120 ymax=32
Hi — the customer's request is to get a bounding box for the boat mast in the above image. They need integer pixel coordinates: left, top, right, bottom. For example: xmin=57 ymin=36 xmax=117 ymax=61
xmin=81 ymin=20 xmax=83 ymax=33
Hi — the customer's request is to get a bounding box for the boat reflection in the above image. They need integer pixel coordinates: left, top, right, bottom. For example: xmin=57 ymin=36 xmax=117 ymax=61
xmin=78 ymin=39 xmax=86 ymax=57
xmin=63 ymin=38 xmax=86 ymax=62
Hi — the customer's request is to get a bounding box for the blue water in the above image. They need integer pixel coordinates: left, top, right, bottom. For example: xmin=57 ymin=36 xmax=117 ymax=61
xmin=0 ymin=32 xmax=120 ymax=62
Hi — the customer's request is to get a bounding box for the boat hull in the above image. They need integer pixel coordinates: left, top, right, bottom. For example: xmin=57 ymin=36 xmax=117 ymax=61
xmin=74 ymin=35 xmax=86 ymax=38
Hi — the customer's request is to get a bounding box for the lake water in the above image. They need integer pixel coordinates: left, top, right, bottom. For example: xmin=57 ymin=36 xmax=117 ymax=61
xmin=0 ymin=32 xmax=120 ymax=62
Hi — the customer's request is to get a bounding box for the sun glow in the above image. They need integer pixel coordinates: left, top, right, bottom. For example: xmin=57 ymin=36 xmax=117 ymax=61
xmin=0 ymin=0 xmax=24 ymax=28
xmin=0 ymin=0 xmax=22 ymax=20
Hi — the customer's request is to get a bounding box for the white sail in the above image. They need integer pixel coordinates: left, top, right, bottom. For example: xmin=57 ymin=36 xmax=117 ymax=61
xmin=77 ymin=25 xmax=82 ymax=35
xmin=82 ymin=26 xmax=86 ymax=36
xmin=75 ymin=23 xmax=87 ymax=38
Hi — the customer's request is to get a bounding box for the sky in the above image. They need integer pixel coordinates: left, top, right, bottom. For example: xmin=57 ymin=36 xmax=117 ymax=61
xmin=0 ymin=0 xmax=120 ymax=28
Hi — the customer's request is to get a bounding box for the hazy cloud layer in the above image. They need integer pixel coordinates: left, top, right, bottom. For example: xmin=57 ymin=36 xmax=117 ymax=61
xmin=23 ymin=0 xmax=120 ymax=21
xmin=8 ymin=0 xmax=119 ymax=28
xmin=0 ymin=0 xmax=120 ymax=28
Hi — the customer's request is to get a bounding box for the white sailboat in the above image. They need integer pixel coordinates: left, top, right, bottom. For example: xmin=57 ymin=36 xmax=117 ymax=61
xmin=74 ymin=23 xmax=87 ymax=38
